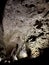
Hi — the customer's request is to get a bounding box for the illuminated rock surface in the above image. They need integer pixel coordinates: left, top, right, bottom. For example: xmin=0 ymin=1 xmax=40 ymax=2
xmin=0 ymin=0 xmax=49 ymax=62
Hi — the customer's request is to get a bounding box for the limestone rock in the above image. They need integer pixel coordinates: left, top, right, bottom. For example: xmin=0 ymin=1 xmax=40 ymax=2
xmin=1 ymin=0 xmax=49 ymax=60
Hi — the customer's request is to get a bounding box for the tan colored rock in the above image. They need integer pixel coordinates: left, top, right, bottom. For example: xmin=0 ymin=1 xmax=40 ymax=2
xmin=2 ymin=0 xmax=49 ymax=59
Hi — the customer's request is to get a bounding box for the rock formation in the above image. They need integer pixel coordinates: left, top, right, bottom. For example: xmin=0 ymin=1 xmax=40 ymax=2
xmin=0 ymin=0 xmax=49 ymax=62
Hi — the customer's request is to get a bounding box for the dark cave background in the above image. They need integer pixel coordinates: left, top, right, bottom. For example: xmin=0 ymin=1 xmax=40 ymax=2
xmin=0 ymin=0 xmax=49 ymax=64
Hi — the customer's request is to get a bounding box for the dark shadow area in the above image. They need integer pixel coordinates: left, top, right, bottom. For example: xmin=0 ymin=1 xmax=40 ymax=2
xmin=45 ymin=0 xmax=49 ymax=3
xmin=0 ymin=0 xmax=7 ymax=25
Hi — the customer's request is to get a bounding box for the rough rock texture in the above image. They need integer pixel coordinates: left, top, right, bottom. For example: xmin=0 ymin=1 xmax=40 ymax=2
xmin=0 ymin=0 xmax=49 ymax=61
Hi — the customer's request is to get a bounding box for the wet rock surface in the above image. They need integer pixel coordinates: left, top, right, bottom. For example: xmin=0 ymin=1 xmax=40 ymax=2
xmin=0 ymin=0 xmax=49 ymax=63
